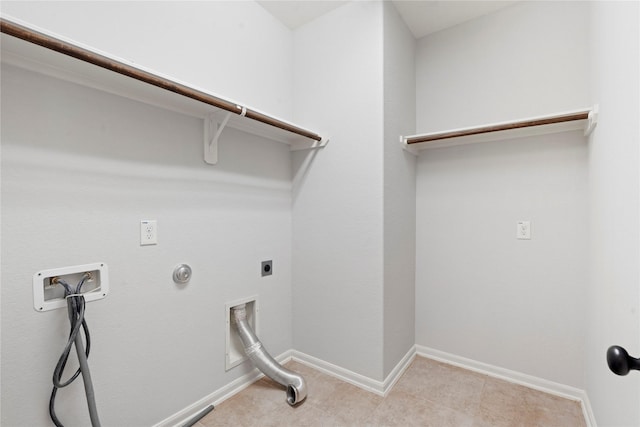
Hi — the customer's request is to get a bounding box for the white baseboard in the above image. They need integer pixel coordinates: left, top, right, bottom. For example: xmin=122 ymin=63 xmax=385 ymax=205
xmin=290 ymin=350 xmax=386 ymax=395
xmin=291 ymin=346 xmax=415 ymax=397
xmin=580 ymin=392 xmax=598 ymax=427
xmin=157 ymin=346 xmax=416 ymax=427
xmin=382 ymin=346 xmax=416 ymax=394
xmin=152 ymin=350 xmax=293 ymax=427
xmin=416 ymin=345 xmax=596 ymax=427
xmin=155 ymin=345 xmax=596 ymax=427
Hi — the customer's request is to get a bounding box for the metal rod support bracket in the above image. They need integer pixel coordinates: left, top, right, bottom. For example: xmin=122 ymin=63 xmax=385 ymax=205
xmin=204 ymin=112 xmax=233 ymax=165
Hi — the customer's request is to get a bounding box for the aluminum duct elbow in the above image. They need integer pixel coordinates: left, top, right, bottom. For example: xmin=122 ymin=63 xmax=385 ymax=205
xmin=232 ymin=304 xmax=307 ymax=406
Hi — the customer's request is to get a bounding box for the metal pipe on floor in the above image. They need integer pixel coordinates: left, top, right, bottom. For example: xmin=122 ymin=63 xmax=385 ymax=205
xmin=181 ymin=405 xmax=214 ymax=427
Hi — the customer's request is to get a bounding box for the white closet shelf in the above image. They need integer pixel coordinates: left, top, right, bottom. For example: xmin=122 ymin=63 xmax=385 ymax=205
xmin=402 ymin=107 xmax=597 ymax=153
xmin=0 ymin=17 xmax=328 ymax=164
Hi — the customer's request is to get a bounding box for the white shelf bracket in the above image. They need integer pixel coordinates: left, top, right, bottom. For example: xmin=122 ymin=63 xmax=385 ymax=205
xmin=290 ymin=136 xmax=330 ymax=151
xmin=585 ymin=104 xmax=599 ymax=136
xmin=400 ymin=136 xmax=419 ymax=156
xmin=204 ymin=111 xmax=233 ymax=165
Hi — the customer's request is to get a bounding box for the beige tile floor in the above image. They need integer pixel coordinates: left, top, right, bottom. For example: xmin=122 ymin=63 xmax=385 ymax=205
xmin=198 ymin=356 xmax=586 ymax=426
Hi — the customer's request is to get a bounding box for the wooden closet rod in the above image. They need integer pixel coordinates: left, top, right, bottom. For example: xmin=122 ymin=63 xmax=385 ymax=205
xmin=406 ymin=110 xmax=590 ymax=145
xmin=1 ymin=18 xmax=322 ymax=142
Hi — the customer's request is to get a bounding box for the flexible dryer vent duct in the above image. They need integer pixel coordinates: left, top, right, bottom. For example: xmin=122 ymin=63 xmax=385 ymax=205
xmin=232 ymin=304 xmax=307 ymax=406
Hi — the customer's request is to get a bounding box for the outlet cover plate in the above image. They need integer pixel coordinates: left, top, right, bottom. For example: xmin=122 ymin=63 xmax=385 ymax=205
xmin=140 ymin=220 xmax=158 ymax=245
xmin=517 ymin=221 xmax=531 ymax=240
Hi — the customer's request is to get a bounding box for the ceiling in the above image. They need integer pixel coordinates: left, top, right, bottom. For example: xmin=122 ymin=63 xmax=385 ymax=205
xmin=257 ymin=1 xmax=349 ymax=30
xmin=257 ymin=1 xmax=517 ymax=39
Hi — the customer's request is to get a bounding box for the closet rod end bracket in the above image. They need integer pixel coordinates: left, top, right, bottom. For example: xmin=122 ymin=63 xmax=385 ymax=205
xmin=319 ymin=136 xmax=330 ymax=148
xmin=585 ymin=104 xmax=599 ymax=136
xmin=400 ymin=136 xmax=419 ymax=156
xmin=290 ymin=136 xmax=329 ymax=152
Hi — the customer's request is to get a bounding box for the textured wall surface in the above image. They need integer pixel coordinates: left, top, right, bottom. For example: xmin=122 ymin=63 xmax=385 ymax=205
xmin=292 ymin=1 xmax=386 ymax=381
xmin=1 ymin=2 xmax=296 ymax=425
xmin=587 ymin=1 xmax=640 ymax=425
xmin=382 ymin=0 xmax=417 ymax=379
xmin=414 ymin=1 xmax=591 ymax=389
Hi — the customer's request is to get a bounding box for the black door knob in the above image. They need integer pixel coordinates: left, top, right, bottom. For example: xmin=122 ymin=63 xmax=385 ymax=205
xmin=607 ymin=345 xmax=640 ymax=376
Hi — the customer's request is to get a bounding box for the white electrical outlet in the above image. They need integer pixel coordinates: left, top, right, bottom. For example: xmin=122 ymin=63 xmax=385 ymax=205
xmin=140 ymin=220 xmax=158 ymax=245
xmin=517 ymin=221 xmax=531 ymax=240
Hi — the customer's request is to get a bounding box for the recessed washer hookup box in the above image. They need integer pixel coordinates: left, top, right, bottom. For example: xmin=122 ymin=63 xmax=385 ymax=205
xmin=33 ymin=262 xmax=109 ymax=312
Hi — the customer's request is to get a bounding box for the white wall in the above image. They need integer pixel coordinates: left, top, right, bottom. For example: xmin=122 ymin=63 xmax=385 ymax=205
xmin=414 ymin=1 xmax=591 ymax=388
xmin=1 ymin=3 xmax=296 ymax=426
xmin=0 ymin=1 xmax=293 ymax=119
xmin=587 ymin=1 xmax=640 ymax=425
xmin=292 ymin=1 xmax=386 ymax=381
xmin=416 ymin=133 xmax=589 ymax=387
xmin=7 ymin=2 xmax=636 ymax=426
xmin=416 ymin=1 xmax=590 ymax=132
xmin=382 ymin=1 xmax=416 ymax=378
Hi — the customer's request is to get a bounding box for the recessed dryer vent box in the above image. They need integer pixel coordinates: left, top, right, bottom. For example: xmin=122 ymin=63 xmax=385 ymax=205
xmin=225 ymin=296 xmax=258 ymax=371
xmin=33 ymin=262 xmax=109 ymax=312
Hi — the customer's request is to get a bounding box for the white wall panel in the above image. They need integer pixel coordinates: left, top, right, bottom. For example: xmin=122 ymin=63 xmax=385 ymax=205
xmin=0 ymin=1 xmax=293 ymax=119
xmin=416 ymin=1 xmax=590 ymax=133
xmin=414 ymin=1 xmax=591 ymax=389
xmin=292 ymin=1 xmax=385 ymax=381
xmin=587 ymin=1 xmax=640 ymax=425
xmin=0 ymin=2 xmax=295 ymax=424
xmin=382 ymin=1 xmax=417 ymax=379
